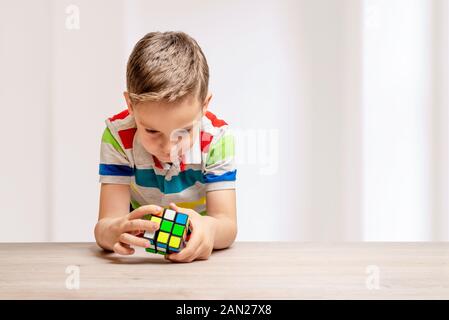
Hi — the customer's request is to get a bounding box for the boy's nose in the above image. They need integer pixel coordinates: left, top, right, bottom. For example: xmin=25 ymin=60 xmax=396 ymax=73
xmin=161 ymin=141 xmax=176 ymax=156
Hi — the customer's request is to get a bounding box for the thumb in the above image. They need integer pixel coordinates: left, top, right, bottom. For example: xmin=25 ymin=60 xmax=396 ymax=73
xmin=169 ymin=202 xmax=198 ymax=220
xmin=169 ymin=202 xmax=192 ymax=217
xmin=169 ymin=202 xmax=180 ymax=212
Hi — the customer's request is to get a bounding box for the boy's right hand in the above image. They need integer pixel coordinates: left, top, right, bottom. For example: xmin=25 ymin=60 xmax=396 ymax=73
xmin=111 ymin=205 xmax=162 ymax=255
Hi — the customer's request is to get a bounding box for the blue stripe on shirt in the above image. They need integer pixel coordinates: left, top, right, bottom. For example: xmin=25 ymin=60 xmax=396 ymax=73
xmin=135 ymin=168 xmax=204 ymax=194
xmin=204 ymin=170 xmax=237 ymax=183
xmin=99 ymin=163 xmax=134 ymax=176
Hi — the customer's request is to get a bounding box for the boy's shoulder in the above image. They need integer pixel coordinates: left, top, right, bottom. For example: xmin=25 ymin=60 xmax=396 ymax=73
xmin=106 ymin=109 xmax=136 ymax=134
xmin=104 ymin=109 xmax=137 ymax=152
xmin=201 ymin=111 xmax=234 ymax=156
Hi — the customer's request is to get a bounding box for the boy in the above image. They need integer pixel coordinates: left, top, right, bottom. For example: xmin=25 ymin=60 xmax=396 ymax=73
xmin=94 ymin=31 xmax=237 ymax=263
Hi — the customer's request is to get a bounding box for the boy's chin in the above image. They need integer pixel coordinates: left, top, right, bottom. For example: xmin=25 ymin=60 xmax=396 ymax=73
xmin=156 ymin=155 xmax=180 ymax=163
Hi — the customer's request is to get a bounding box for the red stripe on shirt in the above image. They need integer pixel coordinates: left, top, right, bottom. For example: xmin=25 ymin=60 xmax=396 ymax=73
xmin=109 ymin=109 xmax=129 ymax=122
xmin=205 ymin=111 xmax=227 ymax=128
xmin=118 ymin=128 xmax=137 ymax=149
xmin=200 ymin=131 xmax=214 ymax=153
xmin=179 ymin=161 xmax=186 ymax=172
xmin=152 ymin=155 xmax=163 ymax=170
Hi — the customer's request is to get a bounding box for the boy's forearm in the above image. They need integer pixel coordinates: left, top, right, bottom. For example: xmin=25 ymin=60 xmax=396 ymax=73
xmin=205 ymin=215 xmax=237 ymax=250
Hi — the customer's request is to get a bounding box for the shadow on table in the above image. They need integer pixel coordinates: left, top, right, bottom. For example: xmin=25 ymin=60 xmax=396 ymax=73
xmin=88 ymin=244 xmax=232 ymax=265
xmin=89 ymin=246 xmax=170 ymax=265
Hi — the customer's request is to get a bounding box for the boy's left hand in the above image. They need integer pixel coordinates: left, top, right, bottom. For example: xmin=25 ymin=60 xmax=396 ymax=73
xmin=165 ymin=202 xmax=216 ymax=263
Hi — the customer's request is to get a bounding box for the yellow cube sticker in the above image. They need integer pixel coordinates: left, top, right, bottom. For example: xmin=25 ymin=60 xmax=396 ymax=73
xmin=157 ymin=232 xmax=169 ymax=244
xmin=169 ymin=236 xmax=181 ymax=248
xmin=151 ymin=216 xmax=162 ymax=224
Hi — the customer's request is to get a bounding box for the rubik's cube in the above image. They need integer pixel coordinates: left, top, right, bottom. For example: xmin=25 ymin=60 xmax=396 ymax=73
xmin=142 ymin=208 xmax=191 ymax=255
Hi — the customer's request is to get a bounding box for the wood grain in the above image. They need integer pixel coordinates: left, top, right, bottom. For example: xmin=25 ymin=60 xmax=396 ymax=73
xmin=0 ymin=242 xmax=448 ymax=299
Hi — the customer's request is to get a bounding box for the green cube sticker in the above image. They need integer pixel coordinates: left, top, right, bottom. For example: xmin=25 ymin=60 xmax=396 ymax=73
xmin=145 ymin=248 xmax=156 ymax=253
xmin=172 ymin=224 xmax=185 ymax=237
xmin=160 ymin=220 xmax=174 ymax=233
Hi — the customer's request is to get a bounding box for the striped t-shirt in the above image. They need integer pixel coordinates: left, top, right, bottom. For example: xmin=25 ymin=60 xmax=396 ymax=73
xmin=98 ymin=109 xmax=236 ymax=215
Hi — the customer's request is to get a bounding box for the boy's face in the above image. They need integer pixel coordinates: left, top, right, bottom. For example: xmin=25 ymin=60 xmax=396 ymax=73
xmin=125 ymin=92 xmax=211 ymax=163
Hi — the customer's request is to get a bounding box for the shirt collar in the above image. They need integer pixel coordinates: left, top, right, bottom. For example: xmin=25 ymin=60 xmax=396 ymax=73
xmin=150 ymin=125 xmax=202 ymax=171
xmin=181 ymin=125 xmax=202 ymax=165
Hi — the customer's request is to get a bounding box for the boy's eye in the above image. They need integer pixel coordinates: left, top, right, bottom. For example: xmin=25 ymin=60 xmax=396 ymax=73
xmin=145 ymin=129 xmax=159 ymax=134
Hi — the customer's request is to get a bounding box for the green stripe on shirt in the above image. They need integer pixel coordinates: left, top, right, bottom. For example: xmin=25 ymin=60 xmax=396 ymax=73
xmin=130 ymin=199 xmax=141 ymax=210
xmin=206 ymin=134 xmax=235 ymax=166
xmin=102 ymin=127 xmax=126 ymax=156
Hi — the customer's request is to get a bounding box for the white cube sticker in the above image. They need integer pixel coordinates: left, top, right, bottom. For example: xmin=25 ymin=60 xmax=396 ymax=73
xmin=144 ymin=230 xmax=155 ymax=239
xmin=164 ymin=209 xmax=176 ymax=221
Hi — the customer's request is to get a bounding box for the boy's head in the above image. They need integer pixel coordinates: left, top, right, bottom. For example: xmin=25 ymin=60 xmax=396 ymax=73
xmin=124 ymin=31 xmax=211 ymax=163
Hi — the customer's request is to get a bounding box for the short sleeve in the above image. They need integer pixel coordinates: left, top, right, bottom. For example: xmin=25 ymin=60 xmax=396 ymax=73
xmin=99 ymin=126 xmax=133 ymax=184
xmin=203 ymin=128 xmax=237 ymax=192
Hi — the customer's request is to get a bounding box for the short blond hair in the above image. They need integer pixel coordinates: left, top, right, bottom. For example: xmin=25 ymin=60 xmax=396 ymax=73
xmin=126 ymin=31 xmax=209 ymax=104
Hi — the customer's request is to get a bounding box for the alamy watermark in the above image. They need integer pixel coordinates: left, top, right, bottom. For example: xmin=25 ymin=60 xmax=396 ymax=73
xmin=168 ymin=126 xmax=280 ymax=176
xmin=65 ymin=4 xmax=80 ymax=30
xmin=365 ymin=264 xmax=380 ymax=290
xmin=65 ymin=265 xmax=80 ymax=290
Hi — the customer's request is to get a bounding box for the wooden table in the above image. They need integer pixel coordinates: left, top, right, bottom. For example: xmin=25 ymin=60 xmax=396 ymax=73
xmin=0 ymin=242 xmax=448 ymax=299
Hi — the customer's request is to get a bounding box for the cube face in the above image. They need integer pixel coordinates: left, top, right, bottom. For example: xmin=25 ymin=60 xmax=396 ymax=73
xmin=142 ymin=208 xmax=190 ymax=255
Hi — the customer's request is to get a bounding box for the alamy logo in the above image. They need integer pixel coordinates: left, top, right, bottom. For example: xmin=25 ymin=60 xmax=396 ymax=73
xmin=365 ymin=265 xmax=380 ymax=290
xmin=65 ymin=265 xmax=80 ymax=290
xmin=65 ymin=5 xmax=80 ymax=30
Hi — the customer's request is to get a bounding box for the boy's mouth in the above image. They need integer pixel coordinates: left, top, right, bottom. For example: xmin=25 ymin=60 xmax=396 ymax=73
xmin=157 ymin=155 xmax=171 ymax=162
xmin=158 ymin=153 xmax=180 ymax=163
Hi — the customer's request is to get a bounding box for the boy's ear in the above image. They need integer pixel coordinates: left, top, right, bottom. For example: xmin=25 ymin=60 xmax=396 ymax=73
xmin=123 ymin=91 xmax=134 ymax=115
xmin=202 ymin=92 xmax=212 ymax=114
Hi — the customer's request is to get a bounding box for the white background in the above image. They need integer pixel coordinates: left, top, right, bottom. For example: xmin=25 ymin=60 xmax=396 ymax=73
xmin=1 ymin=0 xmax=448 ymax=242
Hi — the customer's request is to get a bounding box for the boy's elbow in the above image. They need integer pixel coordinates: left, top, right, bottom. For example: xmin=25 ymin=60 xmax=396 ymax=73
xmin=230 ymin=224 xmax=238 ymax=245
xmin=94 ymin=221 xmax=105 ymax=250
xmin=94 ymin=219 xmax=113 ymax=252
xmin=216 ymin=223 xmax=238 ymax=250
xmin=226 ymin=219 xmax=238 ymax=246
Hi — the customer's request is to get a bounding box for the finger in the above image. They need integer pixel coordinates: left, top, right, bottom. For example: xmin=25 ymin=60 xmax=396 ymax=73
xmin=169 ymin=202 xmax=180 ymax=212
xmin=174 ymin=245 xmax=205 ymax=263
xmin=119 ymin=233 xmax=151 ymax=248
xmin=172 ymin=244 xmax=207 ymax=263
xmin=166 ymin=248 xmax=197 ymax=263
xmin=166 ymin=230 xmax=202 ymax=262
xmin=113 ymin=242 xmax=135 ymax=255
xmin=129 ymin=204 xmax=163 ymax=220
xmin=123 ymin=219 xmax=160 ymax=233
xmin=169 ymin=202 xmax=198 ymax=219
xmin=196 ymin=246 xmax=212 ymax=261
xmin=130 ymin=230 xmax=144 ymax=236
xmin=169 ymin=202 xmax=193 ymax=216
